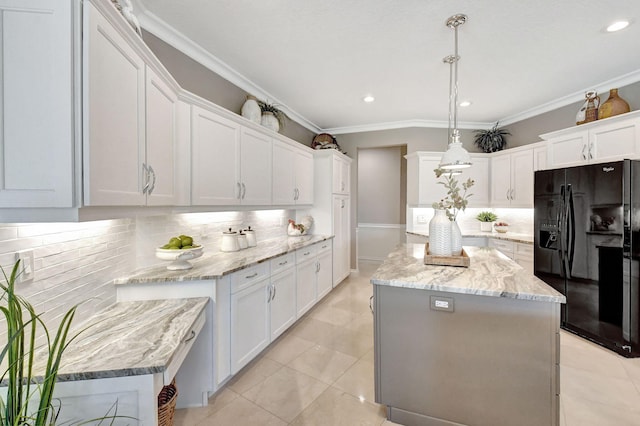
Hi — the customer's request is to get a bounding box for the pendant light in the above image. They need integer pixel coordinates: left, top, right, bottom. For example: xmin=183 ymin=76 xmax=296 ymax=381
xmin=439 ymin=14 xmax=472 ymax=170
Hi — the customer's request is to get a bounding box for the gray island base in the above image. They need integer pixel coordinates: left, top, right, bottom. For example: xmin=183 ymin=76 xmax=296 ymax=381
xmin=371 ymin=245 xmax=565 ymax=426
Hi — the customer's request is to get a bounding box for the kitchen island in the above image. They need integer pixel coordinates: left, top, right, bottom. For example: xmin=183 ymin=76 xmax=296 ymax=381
xmin=371 ymin=244 xmax=565 ymax=426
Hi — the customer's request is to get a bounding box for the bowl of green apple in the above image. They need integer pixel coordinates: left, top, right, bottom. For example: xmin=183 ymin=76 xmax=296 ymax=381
xmin=156 ymin=235 xmax=203 ymax=270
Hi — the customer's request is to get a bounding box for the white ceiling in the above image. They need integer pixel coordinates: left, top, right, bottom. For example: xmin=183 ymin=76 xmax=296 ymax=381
xmin=131 ymin=0 xmax=640 ymax=134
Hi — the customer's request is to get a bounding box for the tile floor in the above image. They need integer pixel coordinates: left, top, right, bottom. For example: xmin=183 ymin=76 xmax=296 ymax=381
xmin=174 ymin=262 xmax=640 ymax=426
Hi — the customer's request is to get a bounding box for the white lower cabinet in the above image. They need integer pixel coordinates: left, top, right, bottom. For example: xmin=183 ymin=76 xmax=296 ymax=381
xmin=269 ymin=256 xmax=297 ymax=341
xmin=316 ymin=242 xmax=333 ymax=299
xmin=296 ymin=245 xmax=319 ymax=317
xmin=488 ymin=239 xmax=533 ymax=274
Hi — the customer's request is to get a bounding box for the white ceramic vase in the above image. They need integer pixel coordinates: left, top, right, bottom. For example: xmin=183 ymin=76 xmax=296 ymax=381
xmin=429 ymin=209 xmax=452 ymax=256
xmin=261 ymin=111 xmax=280 ymax=132
xmin=451 ymin=220 xmax=462 ymax=256
xmin=241 ymin=95 xmax=261 ymax=124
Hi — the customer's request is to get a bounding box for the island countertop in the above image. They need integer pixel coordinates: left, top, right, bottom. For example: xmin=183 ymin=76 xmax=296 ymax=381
xmin=115 ymin=234 xmax=333 ymax=285
xmin=371 ymin=244 xmax=565 ymax=303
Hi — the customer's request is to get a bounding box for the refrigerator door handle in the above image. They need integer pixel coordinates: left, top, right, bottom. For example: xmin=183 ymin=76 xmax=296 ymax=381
xmin=559 ymin=184 xmax=568 ymax=278
xmin=567 ymin=184 xmax=576 ymax=276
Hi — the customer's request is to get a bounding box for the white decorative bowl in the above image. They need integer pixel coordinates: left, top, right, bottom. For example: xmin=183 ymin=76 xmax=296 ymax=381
xmin=494 ymin=226 xmax=509 ymax=234
xmin=155 ymin=246 xmax=204 ymax=270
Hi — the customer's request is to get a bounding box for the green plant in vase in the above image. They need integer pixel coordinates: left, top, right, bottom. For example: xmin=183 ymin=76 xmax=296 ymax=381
xmin=473 ymin=122 xmax=510 ymax=153
xmin=432 ymin=168 xmax=475 ymax=221
xmin=476 ymin=211 xmax=497 ymax=232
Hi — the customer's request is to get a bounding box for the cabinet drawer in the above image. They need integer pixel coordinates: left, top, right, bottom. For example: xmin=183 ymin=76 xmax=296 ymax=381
xmin=230 ymin=263 xmax=270 ymax=294
xmin=316 ymin=240 xmax=332 ymax=255
xmin=515 ymin=242 xmax=533 ymax=258
xmin=164 ymin=308 xmax=206 ymax=384
xmin=489 ymin=239 xmax=515 ymax=259
xmin=296 ymin=245 xmax=318 ymax=264
xmin=270 ymin=253 xmax=295 ymax=275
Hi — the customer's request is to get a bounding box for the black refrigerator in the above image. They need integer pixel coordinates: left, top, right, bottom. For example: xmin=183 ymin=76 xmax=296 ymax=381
xmin=534 ymin=160 xmax=640 ymax=357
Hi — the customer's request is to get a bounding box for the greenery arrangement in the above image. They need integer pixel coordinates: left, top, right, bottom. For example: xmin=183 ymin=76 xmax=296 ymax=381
xmin=432 ymin=168 xmax=474 ymax=221
xmin=257 ymin=101 xmax=288 ymax=129
xmin=473 ymin=122 xmax=511 ymax=153
xmin=476 ymin=211 xmax=498 ymax=222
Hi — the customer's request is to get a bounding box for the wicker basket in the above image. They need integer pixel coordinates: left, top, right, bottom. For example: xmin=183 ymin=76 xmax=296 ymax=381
xmin=158 ymin=379 xmax=178 ymax=426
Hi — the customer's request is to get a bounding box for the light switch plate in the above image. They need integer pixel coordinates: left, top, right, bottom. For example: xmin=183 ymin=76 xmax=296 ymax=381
xmin=15 ymin=250 xmax=35 ymax=283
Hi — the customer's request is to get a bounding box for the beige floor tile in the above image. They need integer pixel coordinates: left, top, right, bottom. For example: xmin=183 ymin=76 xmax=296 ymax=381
xmin=333 ymin=357 xmax=376 ymax=403
xmin=621 ymin=357 xmax=640 ymax=388
xmin=289 ymin=316 xmax=343 ymax=347
xmin=561 ymin=364 xmax=640 ymax=411
xmin=194 ymin=396 xmax=287 ymax=426
xmin=360 ymin=348 xmax=375 ymax=364
xmin=330 ymin=295 xmax=372 ymax=315
xmin=263 ymin=332 xmax=316 ymax=365
xmin=290 ymin=386 xmax=386 ymax=426
xmin=325 ymin=327 xmax=374 ymax=358
xmin=174 ymin=388 xmax=240 ymax=425
xmin=288 ymin=344 xmax=358 ymax=384
xmin=241 ymin=366 xmax=329 ymax=422
xmin=562 ymin=394 xmax=640 ymax=426
xmin=227 ymin=356 xmax=283 ymax=394
xmin=561 ymin=341 xmax=630 ymax=380
xmin=346 ymin=311 xmax=374 ymax=335
xmin=308 ymin=302 xmax=359 ymax=326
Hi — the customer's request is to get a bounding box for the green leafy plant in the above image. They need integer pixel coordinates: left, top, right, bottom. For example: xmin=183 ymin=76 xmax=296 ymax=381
xmin=476 ymin=211 xmax=498 ymax=222
xmin=432 ymin=168 xmax=474 ymax=221
xmin=473 ymin=122 xmax=511 ymax=153
xmin=257 ymin=101 xmax=288 ymax=129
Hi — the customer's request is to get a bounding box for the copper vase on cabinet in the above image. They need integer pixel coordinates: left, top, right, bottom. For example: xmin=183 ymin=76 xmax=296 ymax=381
xmin=598 ymin=88 xmax=630 ymax=120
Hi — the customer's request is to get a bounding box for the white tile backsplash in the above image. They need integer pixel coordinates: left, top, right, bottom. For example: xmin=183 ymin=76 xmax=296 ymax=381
xmin=408 ymin=207 xmax=534 ymax=235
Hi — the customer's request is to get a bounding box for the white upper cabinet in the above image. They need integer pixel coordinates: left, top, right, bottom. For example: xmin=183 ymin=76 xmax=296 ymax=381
xmin=272 ymin=139 xmax=314 ymax=205
xmin=0 ymin=0 xmax=75 ymax=207
xmin=239 ymin=127 xmax=272 ymax=205
xmin=332 ymin=155 xmax=350 ymax=195
xmin=490 ymin=147 xmax=534 ymax=208
xmin=542 ymin=111 xmax=640 ymax=168
xmin=406 ymin=152 xmax=489 ymax=207
xmin=191 ymin=105 xmax=241 ymax=205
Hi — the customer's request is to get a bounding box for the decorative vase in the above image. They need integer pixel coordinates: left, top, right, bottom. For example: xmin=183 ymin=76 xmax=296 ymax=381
xmin=598 ymin=88 xmax=630 ymax=120
xmin=480 ymin=221 xmax=493 ymax=232
xmin=428 ymin=209 xmax=452 ymax=256
xmin=261 ymin=111 xmax=280 ymax=132
xmin=241 ymin=95 xmax=261 ymax=124
xmin=450 ymin=220 xmax=462 ymax=256
xmin=576 ymin=90 xmax=599 ymax=125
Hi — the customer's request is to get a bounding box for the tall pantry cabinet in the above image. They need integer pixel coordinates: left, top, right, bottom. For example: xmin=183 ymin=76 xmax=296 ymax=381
xmin=305 ymin=150 xmax=352 ymax=287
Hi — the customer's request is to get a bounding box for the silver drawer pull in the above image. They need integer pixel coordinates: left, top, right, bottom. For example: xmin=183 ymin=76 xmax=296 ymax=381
xmin=184 ymin=330 xmax=196 ymax=343
xmin=321 ymin=245 xmax=328 ymax=249
xmin=246 ymin=272 xmax=259 ymax=279
xmin=303 ymin=251 xmax=310 ymax=256
xmin=278 ymin=261 xmax=288 ymax=266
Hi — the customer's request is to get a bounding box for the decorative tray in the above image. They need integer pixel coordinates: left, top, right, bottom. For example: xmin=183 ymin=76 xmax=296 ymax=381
xmin=424 ymin=243 xmax=470 ymax=267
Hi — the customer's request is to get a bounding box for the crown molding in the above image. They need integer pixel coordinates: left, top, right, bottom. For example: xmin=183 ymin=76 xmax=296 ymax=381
xmin=326 ymin=119 xmax=492 ymax=135
xmin=498 ymin=69 xmax=640 ymax=126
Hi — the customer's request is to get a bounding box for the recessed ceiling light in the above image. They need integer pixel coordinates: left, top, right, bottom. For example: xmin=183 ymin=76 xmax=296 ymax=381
xmin=363 ymin=95 xmax=375 ymax=103
xmin=607 ymin=20 xmax=629 ymax=32
xmin=459 ymin=100 xmax=472 ymax=107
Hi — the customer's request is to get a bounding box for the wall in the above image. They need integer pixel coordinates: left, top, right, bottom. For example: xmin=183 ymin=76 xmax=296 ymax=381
xmin=141 ymin=31 xmax=317 ymax=146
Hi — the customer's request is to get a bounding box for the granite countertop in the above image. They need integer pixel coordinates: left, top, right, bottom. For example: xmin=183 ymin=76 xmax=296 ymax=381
xmin=371 ymin=244 xmax=565 ymax=303
xmin=29 ymin=298 xmax=209 ymax=382
xmin=406 ymin=230 xmax=533 ymax=244
xmin=115 ymin=234 xmax=333 ymax=285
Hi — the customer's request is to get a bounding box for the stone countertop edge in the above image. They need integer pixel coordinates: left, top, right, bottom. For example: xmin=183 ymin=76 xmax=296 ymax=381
xmin=25 ymin=298 xmax=210 ymax=383
xmin=114 ymin=234 xmax=334 ymax=285
xmin=406 ymin=230 xmax=533 ymax=244
xmin=371 ymin=244 xmax=565 ymax=304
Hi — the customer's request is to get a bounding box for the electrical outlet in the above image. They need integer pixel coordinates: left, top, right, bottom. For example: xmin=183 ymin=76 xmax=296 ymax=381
xmin=417 ymin=215 xmax=427 ymax=224
xmin=15 ymin=250 xmax=35 ymax=283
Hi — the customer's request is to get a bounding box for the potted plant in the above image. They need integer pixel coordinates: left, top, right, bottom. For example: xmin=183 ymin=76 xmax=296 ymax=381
xmin=474 ymin=122 xmax=511 ymax=153
xmin=258 ymin=101 xmax=288 ymax=132
xmin=476 ymin=211 xmax=498 ymax=232
xmin=431 ymin=169 xmax=474 ymax=256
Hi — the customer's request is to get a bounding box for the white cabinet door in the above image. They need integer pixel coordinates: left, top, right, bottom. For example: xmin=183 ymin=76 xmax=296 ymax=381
xmin=533 ymin=145 xmax=548 ymax=171
xmin=272 ymin=141 xmax=296 ymax=204
xmin=0 ymin=0 xmax=74 ymax=207
xmin=510 ymin=149 xmax=534 ymax=207
xmin=406 ymin=154 xmax=445 ymax=206
xmin=590 ymin=118 xmax=640 ymax=163
xmin=145 ymin=67 xmax=179 ymax=206
xmin=465 ymin=156 xmax=490 ymax=207
xmin=333 ymin=194 xmax=351 ymax=286
xmin=316 ymin=244 xmax=333 ymax=299
xmin=332 ymin=156 xmax=350 ymax=195
xmin=295 ymin=149 xmax=315 ymax=205
xmin=240 ymin=128 xmax=272 ymax=205
xmin=231 ymin=278 xmax=270 ymax=374
xmin=547 ymin=131 xmax=589 ymax=168
xmin=269 ymin=268 xmax=297 ymax=341
xmin=191 ymin=106 xmax=240 ymax=205
xmin=296 ymin=251 xmax=318 ymax=317
xmin=84 ymin=3 xmax=145 ymax=206
xmin=490 ymin=154 xmax=511 ymax=207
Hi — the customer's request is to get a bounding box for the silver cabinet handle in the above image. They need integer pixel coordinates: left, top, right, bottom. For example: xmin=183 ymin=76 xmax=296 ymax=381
xmin=510 ymin=189 xmax=515 ymax=200
xmin=582 ymin=144 xmax=587 ymax=160
xmin=142 ymin=163 xmax=150 ymax=194
xmin=369 ymin=295 xmax=374 ymax=314
xmin=506 ymin=189 xmax=510 ymax=200
xmin=148 ymin=165 xmax=156 ymax=195
xmin=241 ymin=183 xmax=246 ymax=199
xmin=589 ymin=143 xmax=593 ymax=160
xmin=271 ymin=284 xmax=276 ymax=301
xmin=183 ymin=330 xmax=196 ymax=343
xmin=303 ymin=251 xmax=311 ymax=256
xmin=237 ymin=182 xmax=242 ymax=199
xmin=278 ymin=260 xmax=288 ymax=266
xmin=266 ymin=285 xmax=272 ymax=303
xmin=246 ymin=272 xmax=258 ymax=279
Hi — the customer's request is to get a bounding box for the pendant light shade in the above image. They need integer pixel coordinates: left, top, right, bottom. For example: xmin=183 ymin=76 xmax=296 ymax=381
xmin=439 ymin=14 xmax=471 ymax=170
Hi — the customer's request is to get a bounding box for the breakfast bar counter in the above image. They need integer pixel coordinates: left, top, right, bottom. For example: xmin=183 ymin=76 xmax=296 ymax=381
xmin=371 ymin=244 xmax=564 ymax=426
